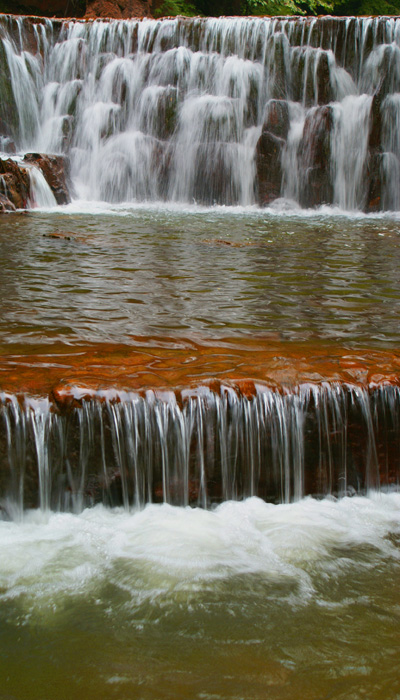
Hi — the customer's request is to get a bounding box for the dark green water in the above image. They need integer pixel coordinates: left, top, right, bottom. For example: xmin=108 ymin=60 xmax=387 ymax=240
xmin=0 ymin=497 xmax=399 ymax=700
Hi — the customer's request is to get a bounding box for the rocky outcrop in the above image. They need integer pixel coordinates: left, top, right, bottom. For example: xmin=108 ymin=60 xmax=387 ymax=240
xmin=365 ymin=42 xmax=400 ymax=212
xmin=24 ymin=153 xmax=72 ymax=205
xmin=0 ymin=158 xmax=30 ymax=211
xmin=256 ymin=99 xmax=290 ymax=206
xmin=0 ymin=153 xmax=72 ymax=211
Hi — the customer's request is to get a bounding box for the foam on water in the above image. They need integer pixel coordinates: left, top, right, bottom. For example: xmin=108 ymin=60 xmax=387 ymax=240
xmin=0 ymin=494 xmax=399 ymax=612
xmin=31 ymin=198 xmax=400 ymax=221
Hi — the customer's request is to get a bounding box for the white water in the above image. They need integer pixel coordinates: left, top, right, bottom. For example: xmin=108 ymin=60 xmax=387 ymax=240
xmin=3 ymin=382 xmax=396 ymax=511
xmin=1 ymin=16 xmax=400 ymax=210
xmin=28 ymin=165 xmax=57 ymax=208
xmin=0 ymin=493 xmax=399 ymax=610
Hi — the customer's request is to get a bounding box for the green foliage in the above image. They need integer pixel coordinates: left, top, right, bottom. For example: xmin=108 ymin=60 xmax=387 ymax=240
xmin=154 ymin=0 xmax=400 ymax=16
xmin=242 ymin=0 xmax=333 ymax=15
xmin=154 ymin=0 xmax=199 ymax=16
xmin=330 ymin=0 xmax=400 ymax=13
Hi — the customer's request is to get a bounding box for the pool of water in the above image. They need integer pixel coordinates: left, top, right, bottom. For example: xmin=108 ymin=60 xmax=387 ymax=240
xmin=1 ymin=206 xmax=400 ymax=348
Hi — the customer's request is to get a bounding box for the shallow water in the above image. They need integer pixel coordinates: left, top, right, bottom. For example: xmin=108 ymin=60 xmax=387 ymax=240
xmin=0 ymin=494 xmax=399 ymax=700
xmin=0 ymin=206 xmax=400 ymax=348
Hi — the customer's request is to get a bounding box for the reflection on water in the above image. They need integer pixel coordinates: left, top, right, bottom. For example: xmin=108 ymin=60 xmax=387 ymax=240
xmin=0 ymin=495 xmax=399 ymax=700
xmin=0 ymin=207 xmax=400 ymax=347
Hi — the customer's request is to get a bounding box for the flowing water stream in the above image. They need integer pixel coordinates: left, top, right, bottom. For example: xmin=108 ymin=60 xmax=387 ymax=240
xmin=0 ymin=14 xmax=400 ymax=700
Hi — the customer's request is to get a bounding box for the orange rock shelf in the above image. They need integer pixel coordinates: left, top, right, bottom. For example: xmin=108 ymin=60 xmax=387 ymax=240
xmin=1 ymin=337 xmax=400 ymax=399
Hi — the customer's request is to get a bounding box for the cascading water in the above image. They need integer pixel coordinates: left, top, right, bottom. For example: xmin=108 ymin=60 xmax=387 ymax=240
xmin=0 ymin=382 xmax=398 ymax=514
xmin=0 ymin=15 xmax=400 ymax=210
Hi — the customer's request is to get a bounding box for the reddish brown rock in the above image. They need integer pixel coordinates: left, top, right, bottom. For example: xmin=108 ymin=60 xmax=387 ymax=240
xmin=315 ymin=51 xmax=334 ymax=106
xmin=0 ymin=157 xmax=31 ymax=210
xmin=23 ymin=153 xmax=72 ymax=205
xmin=84 ymin=0 xmax=151 ymax=19
xmin=0 ymin=193 xmax=16 ymax=213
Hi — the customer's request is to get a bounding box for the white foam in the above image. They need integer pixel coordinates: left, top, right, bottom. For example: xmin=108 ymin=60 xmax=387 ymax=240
xmin=0 ymin=493 xmax=399 ymax=609
xmin=28 ymin=198 xmax=400 ymax=221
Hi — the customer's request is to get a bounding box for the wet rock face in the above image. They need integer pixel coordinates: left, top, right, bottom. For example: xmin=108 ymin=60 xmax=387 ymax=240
xmin=365 ymin=88 xmax=384 ymax=212
xmin=256 ymin=99 xmax=290 ymax=206
xmin=0 ymin=158 xmax=31 ymax=211
xmin=299 ymin=105 xmax=334 ymax=208
xmin=23 ymin=153 xmax=72 ymax=205
xmin=0 ymin=154 xmax=73 ymax=211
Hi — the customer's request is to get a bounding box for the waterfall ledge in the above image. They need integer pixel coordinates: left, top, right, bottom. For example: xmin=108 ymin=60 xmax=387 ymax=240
xmin=1 ymin=340 xmax=399 ymax=512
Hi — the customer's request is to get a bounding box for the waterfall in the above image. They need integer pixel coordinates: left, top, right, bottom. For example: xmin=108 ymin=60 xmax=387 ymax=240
xmin=1 ymin=15 xmax=400 ymax=210
xmin=27 ymin=163 xmax=58 ymax=207
xmin=1 ymin=382 xmax=398 ymax=515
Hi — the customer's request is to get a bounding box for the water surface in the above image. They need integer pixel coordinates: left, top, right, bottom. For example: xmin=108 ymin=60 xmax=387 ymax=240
xmin=1 ymin=206 xmax=400 ymax=348
xmin=0 ymin=494 xmax=399 ymax=700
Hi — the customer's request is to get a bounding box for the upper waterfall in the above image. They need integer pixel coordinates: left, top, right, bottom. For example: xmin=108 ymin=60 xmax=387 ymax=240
xmin=0 ymin=14 xmax=400 ymax=210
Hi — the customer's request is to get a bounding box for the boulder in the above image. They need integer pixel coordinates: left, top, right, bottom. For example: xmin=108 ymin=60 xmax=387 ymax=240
xmin=0 ymin=158 xmax=31 ymax=210
xmin=0 ymin=193 xmax=16 ymax=213
xmin=23 ymin=153 xmax=72 ymax=205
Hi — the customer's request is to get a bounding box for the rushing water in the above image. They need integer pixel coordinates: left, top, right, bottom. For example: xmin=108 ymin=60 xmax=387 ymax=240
xmin=0 ymin=15 xmax=400 ymax=209
xmin=0 ymin=495 xmax=399 ymax=700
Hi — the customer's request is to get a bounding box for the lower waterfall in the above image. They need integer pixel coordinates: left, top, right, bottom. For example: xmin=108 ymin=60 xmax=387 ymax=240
xmin=1 ymin=382 xmax=399 ymax=514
